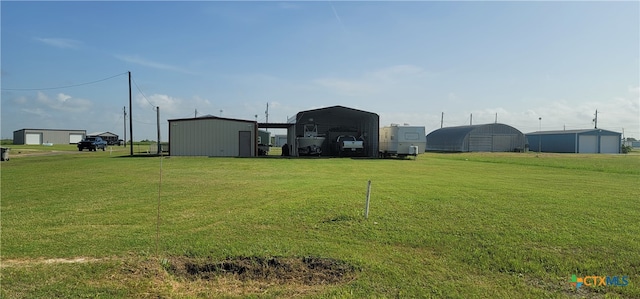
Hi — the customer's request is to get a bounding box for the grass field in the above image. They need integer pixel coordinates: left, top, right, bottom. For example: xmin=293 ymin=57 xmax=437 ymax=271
xmin=1 ymin=145 xmax=639 ymax=298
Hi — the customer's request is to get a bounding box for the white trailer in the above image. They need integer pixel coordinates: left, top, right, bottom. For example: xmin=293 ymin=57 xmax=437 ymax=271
xmin=379 ymin=125 xmax=426 ymax=158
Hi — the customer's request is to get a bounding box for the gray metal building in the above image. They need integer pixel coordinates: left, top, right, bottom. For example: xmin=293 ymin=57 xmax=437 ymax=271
xmin=87 ymin=132 xmax=119 ymax=145
xmin=13 ymin=129 xmax=86 ymax=145
xmin=168 ymin=116 xmax=257 ymax=157
xmin=526 ymin=129 xmax=621 ymax=153
xmin=426 ymin=123 xmax=526 ymax=152
xmin=287 ymin=106 xmax=379 ymax=157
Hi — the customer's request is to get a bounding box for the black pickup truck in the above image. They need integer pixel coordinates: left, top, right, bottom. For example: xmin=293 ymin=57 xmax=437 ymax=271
xmin=77 ymin=137 xmax=107 ymax=151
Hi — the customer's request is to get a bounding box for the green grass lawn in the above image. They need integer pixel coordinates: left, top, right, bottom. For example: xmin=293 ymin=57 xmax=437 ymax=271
xmin=1 ymin=147 xmax=639 ymax=298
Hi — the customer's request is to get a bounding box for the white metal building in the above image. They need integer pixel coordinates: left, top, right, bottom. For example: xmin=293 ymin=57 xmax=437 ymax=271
xmin=168 ymin=116 xmax=257 ymax=157
xmin=526 ymin=129 xmax=621 ymax=153
xmin=13 ymin=129 xmax=86 ymax=145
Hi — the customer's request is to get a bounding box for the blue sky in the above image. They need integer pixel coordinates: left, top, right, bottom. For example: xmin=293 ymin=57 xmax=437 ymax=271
xmin=2 ymin=1 xmax=639 ymax=141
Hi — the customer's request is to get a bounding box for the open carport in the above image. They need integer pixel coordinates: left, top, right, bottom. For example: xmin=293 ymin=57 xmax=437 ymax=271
xmin=286 ymin=106 xmax=379 ymax=157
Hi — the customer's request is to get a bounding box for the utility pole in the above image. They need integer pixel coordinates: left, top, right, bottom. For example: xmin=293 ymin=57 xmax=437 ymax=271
xmin=156 ymin=106 xmax=161 ymax=155
xmin=593 ymin=109 xmax=598 ymax=129
xmin=265 ymin=102 xmax=269 ymax=134
xmin=195 ymin=109 xmax=198 ymax=118
xmin=470 ymin=113 xmax=472 ymax=126
xmin=440 ymin=112 xmax=444 ymax=128
xmin=129 ymin=71 xmax=133 ymax=156
xmin=123 ymin=106 xmax=127 ymax=148
xmin=495 ymin=113 xmax=498 ymax=124
xmin=538 ymin=117 xmax=542 ymax=153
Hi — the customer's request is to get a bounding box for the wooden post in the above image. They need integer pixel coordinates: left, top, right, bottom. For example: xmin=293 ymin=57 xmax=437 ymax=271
xmin=128 ymin=71 xmax=133 ymax=156
xmin=156 ymin=106 xmax=161 ymax=155
xmin=365 ymin=180 xmax=371 ymax=219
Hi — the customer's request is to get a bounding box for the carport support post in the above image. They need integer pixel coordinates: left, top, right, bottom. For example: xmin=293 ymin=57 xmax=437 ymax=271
xmin=365 ymin=180 xmax=371 ymax=219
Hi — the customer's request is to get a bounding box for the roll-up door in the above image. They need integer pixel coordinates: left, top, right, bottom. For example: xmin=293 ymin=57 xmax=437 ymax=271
xmin=26 ymin=133 xmax=42 ymax=145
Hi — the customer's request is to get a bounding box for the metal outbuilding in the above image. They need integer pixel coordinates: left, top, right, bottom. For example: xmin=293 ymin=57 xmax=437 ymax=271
xmin=287 ymin=106 xmax=379 ymax=157
xmin=87 ymin=132 xmax=120 ymax=145
xmin=168 ymin=116 xmax=257 ymax=157
xmin=13 ymin=129 xmax=86 ymax=145
xmin=426 ymin=123 xmax=526 ymax=152
xmin=526 ymin=129 xmax=621 ymax=153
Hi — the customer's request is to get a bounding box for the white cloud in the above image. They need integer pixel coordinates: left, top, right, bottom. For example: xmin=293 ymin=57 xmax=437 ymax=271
xmin=115 ymin=55 xmax=195 ymax=74
xmin=35 ymin=92 xmax=92 ymax=112
xmin=34 ymin=37 xmax=82 ymax=49
xmin=135 ymin=94 xmax=216 ymax=121
xmin=13 ymin=96 xmax=28 ymax=104
xmin=21 ymin=107 xmax=50 ymax=118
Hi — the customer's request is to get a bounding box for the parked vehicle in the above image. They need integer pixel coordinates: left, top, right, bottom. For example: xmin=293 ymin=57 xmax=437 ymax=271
xmin=336 ymin=135 xmax=364 ymax=157
xmin=297 ymin=124 xmax=325 ymax=156
xmin=77 ymin=136 xmax=107 ymax=151
xmin=379 ymin=125 xmax=426 ymax=158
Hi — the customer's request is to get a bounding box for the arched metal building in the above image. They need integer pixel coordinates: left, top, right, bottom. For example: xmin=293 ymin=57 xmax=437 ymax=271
xmin=426 ymin=123 xmax=525 ymax=152
xmin=287 ymin=106 xmax=379 ymax=157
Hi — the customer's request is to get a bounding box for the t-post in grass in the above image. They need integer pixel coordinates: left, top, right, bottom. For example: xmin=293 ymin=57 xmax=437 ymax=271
xmin=364 ymin=180 xmax=371 ymax=219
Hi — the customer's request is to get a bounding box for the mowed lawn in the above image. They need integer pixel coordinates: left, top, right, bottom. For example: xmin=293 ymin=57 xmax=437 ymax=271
xmin=1 ymin=146 xmax=639 ymax=298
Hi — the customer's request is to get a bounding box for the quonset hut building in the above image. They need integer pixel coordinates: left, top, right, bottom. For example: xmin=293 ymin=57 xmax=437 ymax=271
xmin=426 ymin=123 xmax=526 ymax=152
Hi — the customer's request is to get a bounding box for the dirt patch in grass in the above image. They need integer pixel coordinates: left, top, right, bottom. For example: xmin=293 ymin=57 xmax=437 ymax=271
xmin=168 ymin=256 xmax=358 ymax=285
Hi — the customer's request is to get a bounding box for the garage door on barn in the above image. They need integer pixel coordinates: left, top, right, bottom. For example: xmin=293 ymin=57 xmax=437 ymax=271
xmin=578 ymin=135 xmax=597 ymax=153
xmin=26 ymin=133 xmax=42 ymax=145
xmin=600 ymin=135 xmax=620 ymax=153
xmin=69 ymin=133 xmax=84 ymax=144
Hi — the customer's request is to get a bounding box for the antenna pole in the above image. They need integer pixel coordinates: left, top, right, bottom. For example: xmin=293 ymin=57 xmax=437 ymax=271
xmin=440 ymin=112 xmax=444 ymax=128
xmin=470 ymin=113 xmax=472 ymax=126
xmin=594 ymin=109 xmax=598 ymax=129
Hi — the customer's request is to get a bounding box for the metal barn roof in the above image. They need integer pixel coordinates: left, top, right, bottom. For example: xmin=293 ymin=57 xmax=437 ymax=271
xmin=525 ymin=129 xmax=621 ymax=135
xmin=87 ymin=131 xmax=118 ymax=137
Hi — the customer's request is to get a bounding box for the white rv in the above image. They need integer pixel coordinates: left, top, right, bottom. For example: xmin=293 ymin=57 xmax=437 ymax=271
xmin=379 ymin=125 xmax=426 ymax=158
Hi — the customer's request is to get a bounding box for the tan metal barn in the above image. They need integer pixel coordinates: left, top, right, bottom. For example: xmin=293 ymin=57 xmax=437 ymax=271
xmin=168 ymin=116 xmax=258 ymax=157
xmin=13 ymin=129 xmax=86 ymax=145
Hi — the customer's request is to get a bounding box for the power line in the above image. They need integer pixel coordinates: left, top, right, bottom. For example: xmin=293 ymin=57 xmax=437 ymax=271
xmin=1 ymin=72 xmax=128 ymax=91
xmin=131 ymin=76 xmax=156 ymax=109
